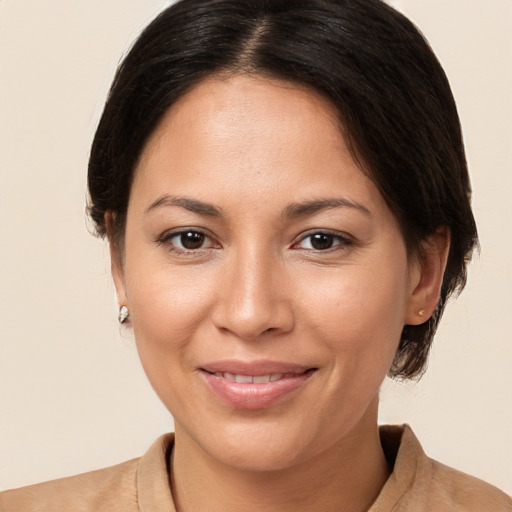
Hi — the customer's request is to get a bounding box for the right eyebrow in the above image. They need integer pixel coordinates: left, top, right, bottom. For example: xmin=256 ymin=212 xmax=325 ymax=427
xmin=145 ymin=195 xmax=222 ymax=217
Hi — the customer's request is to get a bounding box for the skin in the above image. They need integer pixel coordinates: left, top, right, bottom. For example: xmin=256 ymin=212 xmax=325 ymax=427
xmin=109 ymin=75 xmax=449 ymax=512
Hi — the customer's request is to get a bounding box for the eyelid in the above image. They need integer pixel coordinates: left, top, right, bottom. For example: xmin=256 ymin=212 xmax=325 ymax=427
xmin=155 ymin=227 xmax=353 ymax=253
xmin=292 ymin=229 xmax=354 ymax=250
xmin=157 ymin=227 xmax=220 ymax=252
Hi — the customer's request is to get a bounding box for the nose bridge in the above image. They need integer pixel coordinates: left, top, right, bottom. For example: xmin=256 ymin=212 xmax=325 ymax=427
xmin=213 ymin=242 xmax=293 ymax=339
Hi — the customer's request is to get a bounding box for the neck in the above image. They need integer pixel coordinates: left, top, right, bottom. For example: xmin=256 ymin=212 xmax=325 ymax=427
xmin=170 ymin=400 xmax=389 ymax=512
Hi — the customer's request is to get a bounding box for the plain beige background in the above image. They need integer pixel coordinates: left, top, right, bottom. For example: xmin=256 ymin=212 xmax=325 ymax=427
xmin=1 ymin=0 xmax=511 ymax=495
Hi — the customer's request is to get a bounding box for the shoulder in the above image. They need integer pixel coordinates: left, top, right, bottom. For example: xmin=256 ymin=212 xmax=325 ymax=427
xmin=412 ymin=458 xmax=512 ymax=511
xmin=0 ymin=433 xmax=175 ymax=512
xmin=374 ymin=425 xmax=512 ymax=512
xmin=0 ymin=457 xmax=140 ymax=512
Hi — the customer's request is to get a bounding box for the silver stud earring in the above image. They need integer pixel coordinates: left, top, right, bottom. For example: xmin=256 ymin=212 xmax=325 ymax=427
xmin=118 ymin=305 xmax=130 ymax=324
xmin=418 ymin=309 xmax=425 ymax=317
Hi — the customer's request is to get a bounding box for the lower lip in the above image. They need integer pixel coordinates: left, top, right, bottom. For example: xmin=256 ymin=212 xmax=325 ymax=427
xmin=201 ymin=370 xmax=315 ymax=410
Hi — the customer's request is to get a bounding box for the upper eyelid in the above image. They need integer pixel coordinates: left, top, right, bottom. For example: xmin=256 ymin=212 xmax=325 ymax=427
xmin=159 ymin=226 xmax=212 ymax=240
xmin=294 ymin=229 xmax=353 ymax=242
xmin=156 ymin=227 xmax=352 ymax=248
xmin=291 ymin=230 xmax=354 ymax=250
xmin=157 ymin=227 xmax=217 ymax=248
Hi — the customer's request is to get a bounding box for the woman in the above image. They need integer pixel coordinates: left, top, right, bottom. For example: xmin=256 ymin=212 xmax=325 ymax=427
xmin=1 ymin=0 xmax=510 ymax=510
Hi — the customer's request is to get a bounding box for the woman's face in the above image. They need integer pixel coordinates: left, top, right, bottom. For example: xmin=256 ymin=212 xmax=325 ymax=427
xmin=113 ymin=75 xmax=424 ymax=471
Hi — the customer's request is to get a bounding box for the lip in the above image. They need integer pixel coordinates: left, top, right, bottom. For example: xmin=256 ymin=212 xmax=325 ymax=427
xmin=199 ymin=360 xmax=316 ymax=410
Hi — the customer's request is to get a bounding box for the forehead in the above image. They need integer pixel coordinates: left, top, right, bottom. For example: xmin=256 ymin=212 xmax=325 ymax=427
xmin=163 ymin=73 xmax=341 ymax=133
xmin=140 ymin=74 xmax=344 ymax=163
xmin=130 ymin=74 xmax=390 ymax=221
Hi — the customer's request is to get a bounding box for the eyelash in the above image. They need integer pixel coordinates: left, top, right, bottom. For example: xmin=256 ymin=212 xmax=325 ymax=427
xmin=292 ymin=230 xmax=353 ymax=252
xmin=157 ymin=228 xmax=353 ymax=256
xmin=156 ymin=228 xmax=218 ymax=255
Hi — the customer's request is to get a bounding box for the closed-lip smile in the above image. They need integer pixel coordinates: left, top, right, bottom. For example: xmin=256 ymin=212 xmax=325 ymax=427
xmin=199 ymin=360 xmax=317 ymax=410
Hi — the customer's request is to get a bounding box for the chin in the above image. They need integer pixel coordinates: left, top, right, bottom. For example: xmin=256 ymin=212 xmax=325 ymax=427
xmin=216 ymin=413 xmax=355 ymax=475
xmin=212 ymin=439 xmax=307 ymax=473
xmin=179 ymin=415 xmax=316 ymax=472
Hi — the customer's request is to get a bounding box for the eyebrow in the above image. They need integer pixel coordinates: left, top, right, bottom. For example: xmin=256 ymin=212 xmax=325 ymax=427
xmin=282 ymin=198 xmax=371 ymax=218
xmin=145 ymin=195 xmax=222 ymax=217
xmin=145 ymin=194 xmax=371 ymax=219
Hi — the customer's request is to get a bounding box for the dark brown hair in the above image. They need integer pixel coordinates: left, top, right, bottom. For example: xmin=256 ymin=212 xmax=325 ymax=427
xmin=88 ymin=0 xmax=478 ymax=378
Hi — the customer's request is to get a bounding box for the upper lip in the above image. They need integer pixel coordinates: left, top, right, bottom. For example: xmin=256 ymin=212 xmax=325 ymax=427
xmin=200 ymin=360 xmax=313 ymax=376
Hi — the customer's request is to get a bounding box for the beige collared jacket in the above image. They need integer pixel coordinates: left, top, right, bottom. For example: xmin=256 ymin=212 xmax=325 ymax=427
xmin=1 ymin=425 xmax=511 ymax=511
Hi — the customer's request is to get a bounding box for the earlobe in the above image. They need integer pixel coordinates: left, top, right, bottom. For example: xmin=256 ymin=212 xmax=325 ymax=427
xmin=405 ymin=228 xmax=450 ymax=325
xmin=105 ymin=211 xmax=128 ymax=308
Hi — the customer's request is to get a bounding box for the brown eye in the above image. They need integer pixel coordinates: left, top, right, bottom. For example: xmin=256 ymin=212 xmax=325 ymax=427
xmin=294 ymin=231 xmax=352 ymax=251
xmin=179 ymin=231 xmax=206 ymax=250
xmin=310 ymin=233 xmax=334 ymax=250
xmin=160 ymin=229 xmax=215 ymax=252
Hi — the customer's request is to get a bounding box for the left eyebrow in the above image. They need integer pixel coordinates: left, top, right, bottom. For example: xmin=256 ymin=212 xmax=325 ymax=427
xmin=282 ymin=198 xmax=372 ymax=218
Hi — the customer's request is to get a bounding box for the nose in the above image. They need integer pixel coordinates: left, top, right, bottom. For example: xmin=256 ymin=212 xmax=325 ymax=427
xmin=211 ymin=248 xmax=295 ymax=340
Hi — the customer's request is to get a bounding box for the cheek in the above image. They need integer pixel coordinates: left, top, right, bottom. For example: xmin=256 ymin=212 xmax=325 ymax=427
xmin=299 ymin=254 xmax=409 ymax=367
xmin=124 ymin=257 xmax=219 ymax=368
xmin=123 ymin=261 xmax=223 ymax=418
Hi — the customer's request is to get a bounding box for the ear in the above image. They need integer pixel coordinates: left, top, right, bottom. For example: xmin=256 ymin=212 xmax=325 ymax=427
xmin=105 ymin=212 xmax=128 ymax=309
xmin=405 ymin=228 xmax=450 ymax=325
